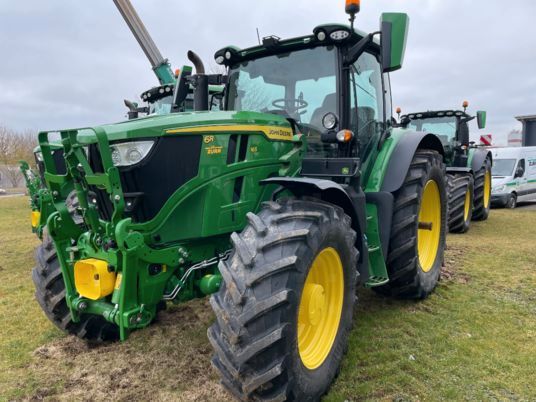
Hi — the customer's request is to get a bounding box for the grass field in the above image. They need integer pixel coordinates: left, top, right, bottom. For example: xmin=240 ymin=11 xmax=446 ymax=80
xmin=0 ymin=196 xmax=535 ymax=401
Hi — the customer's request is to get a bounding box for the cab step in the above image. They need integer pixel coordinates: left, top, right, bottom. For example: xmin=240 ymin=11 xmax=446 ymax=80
xmin=365 ymin=276 xmax=389 ymax=287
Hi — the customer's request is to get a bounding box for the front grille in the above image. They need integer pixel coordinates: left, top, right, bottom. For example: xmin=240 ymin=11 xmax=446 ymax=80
xmin=88 ymin=136 xmax=202 ymax=223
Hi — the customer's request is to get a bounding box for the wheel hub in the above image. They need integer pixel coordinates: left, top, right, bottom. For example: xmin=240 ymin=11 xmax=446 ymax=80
xmin=297 ymin=247 xmax=344 ymax=370
xmin=302 ymin=284 xmax=326 ymax=326
xmin=417 ymin=180 xmax=442 ymax=272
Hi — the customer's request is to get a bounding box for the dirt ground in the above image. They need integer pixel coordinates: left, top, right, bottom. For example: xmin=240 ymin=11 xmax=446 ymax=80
xmin=26 ymin=300 xmax=233 ymax=402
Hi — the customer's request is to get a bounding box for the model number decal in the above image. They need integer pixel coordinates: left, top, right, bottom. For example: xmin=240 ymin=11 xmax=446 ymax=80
xmin=205 ymin=145 xmax=223 ymax=155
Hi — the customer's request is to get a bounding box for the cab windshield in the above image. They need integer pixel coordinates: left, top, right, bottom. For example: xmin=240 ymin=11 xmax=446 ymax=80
xmin=227 ymin=46 xmax=337 ymax=133
xmin=407 ymin=116 xmax=457 ymax=145
xmin=492 ymin=159 xmax=516 ymax=177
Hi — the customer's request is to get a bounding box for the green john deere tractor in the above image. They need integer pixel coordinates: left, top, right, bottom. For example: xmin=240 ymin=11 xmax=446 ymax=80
xmin=35 ymin=3 xmax=449 ymax=400
xmin=399 ymin=102 xmax=492 ymax=233
xmin=19 ymin=159 xmax=43 ymax=232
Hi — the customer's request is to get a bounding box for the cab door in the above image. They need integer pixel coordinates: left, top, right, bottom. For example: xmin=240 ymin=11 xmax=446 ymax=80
xmin=515 ymin=158 xmax=528 ymax=200
xmin=348 ymin=51 xmax=387 ymax=180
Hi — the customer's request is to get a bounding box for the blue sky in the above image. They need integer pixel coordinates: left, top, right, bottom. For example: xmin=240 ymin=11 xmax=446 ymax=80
xmin=1 ymin=0 xmax=535 ymax=145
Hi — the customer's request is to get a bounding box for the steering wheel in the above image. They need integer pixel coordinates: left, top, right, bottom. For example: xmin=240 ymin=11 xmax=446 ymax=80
xmin=272 ymin=98 xmax=308 ymax=114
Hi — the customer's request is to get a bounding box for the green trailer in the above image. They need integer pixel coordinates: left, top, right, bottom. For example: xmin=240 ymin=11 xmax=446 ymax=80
xmin=34 ymin=3 xmax=450 ymax=400
xmin=399 ymin=103 xmax=492 ymax=233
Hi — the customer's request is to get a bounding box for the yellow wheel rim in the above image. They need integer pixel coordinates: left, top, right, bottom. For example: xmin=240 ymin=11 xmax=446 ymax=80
xmin=483 ymin=170 xmax=491 ymax=209
xmin=417 ymin=180 xmax=442 ymax=273
xmin=297 ymin=247 xmax=344 ymax=370
xmin=464 ymin=188 xmax=471 ymax=222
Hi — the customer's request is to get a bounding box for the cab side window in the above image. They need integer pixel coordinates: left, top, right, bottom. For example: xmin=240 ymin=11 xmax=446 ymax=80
xmin=350 ymin=52 xmax=384 ymax=160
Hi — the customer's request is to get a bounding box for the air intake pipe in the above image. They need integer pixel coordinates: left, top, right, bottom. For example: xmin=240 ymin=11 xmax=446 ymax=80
xmin=188 ymin=50 xmax=209 ymax=111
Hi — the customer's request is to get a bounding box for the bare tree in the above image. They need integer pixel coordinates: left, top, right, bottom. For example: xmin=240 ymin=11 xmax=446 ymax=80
xmin=0 ymin=126 xmax=38 ymax=187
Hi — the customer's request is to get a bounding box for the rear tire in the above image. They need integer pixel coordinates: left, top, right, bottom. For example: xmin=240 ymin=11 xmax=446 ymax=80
xmin=208 ymin=198 xmax=359 ymax=401
xmin=32 ymin=232 xmax=119 ymax=341
xmin=376 ymin=149 xmax=447 ymax=299
xmin=472 ymin=158 xmax=492 ymax=220
xmin=447 ymin=174 xmax=474 ymax=233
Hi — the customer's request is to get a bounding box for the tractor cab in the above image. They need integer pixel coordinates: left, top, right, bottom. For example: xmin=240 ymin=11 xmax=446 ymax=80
xmin=399 ymin=105 xmax=487 ymax=166
xmin=204 ymin=13 xmax=409 ymax=183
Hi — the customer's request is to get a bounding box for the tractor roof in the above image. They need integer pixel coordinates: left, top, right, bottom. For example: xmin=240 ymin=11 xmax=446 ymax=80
xmin=215 ymin=23 xmax=380 ymax=66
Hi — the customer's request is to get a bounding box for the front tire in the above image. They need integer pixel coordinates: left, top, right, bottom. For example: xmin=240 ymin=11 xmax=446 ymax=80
xmin=472 ymin=158 xmax=492 ymax=220
xmin=208 ymin=199 xmax=359 ymax=401
xmin=32 ymin=232 xmax=119 ymax=341
xmin=376 ymin=149 xmax=447 ymax=299
xmin=447 ymin=174 xmax=474 ymax=233
xmin=506 ymin=193 xmax=517 ymax=209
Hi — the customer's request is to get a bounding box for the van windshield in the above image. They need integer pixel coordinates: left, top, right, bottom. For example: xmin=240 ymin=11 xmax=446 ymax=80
xmin=492 ymin=159 xmax=516 ymax=176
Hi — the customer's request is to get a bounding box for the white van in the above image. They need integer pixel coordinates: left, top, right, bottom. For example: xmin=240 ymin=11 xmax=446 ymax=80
xmin=491 ymin=146 xmax=536 ymax=208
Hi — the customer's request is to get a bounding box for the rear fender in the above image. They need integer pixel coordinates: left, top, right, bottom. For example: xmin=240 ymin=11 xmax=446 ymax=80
xmin=381 ymin=132 xmax=445 ymax=193
xmin=470 ymin=148 xmax=492 ymax=172
xmin=261 ymin=177 xmax=369 ymax=283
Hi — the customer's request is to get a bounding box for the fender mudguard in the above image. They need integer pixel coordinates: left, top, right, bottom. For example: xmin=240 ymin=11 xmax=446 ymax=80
xmin=381 ymin=133 xmax=445 ymax=193
xmin=470 ymin=148 xmax=492 ymax=172
xmin=261 ymin=177 xmax=369 ymax=283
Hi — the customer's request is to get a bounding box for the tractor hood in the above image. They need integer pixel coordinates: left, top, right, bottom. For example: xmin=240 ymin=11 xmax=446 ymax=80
xmin=76 ymin=111 xmax=294 ymax=144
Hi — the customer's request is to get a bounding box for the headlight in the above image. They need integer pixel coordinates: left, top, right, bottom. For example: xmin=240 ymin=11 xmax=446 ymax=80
xmin=35 ymin=151 xmax=43 ymax=162
xmin=110 ymin=141 xmax=155 ymax=167
xmin=493 ymin=185 xmax=506 ymax=193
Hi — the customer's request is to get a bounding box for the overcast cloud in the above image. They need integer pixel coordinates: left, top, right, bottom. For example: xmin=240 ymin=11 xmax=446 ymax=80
xmin=1 ymin=0 xmax=535 ymax=144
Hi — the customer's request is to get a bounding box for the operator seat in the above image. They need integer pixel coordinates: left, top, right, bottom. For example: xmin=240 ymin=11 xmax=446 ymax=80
xmin=309 ymin=93 xmax=337 ymax=129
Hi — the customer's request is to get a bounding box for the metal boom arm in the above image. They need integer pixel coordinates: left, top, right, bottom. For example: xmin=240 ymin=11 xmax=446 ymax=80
xmin=113 ymin=0 xmax=175 ymax=84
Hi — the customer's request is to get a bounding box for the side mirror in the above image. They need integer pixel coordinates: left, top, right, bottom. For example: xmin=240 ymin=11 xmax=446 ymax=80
xmin=380 ymin=13 xmax=410 ymax=73
xmin=515 ymin=167 xmax=524 ymax=178
xmin=476 ymin=111 xmax=487 ymax=129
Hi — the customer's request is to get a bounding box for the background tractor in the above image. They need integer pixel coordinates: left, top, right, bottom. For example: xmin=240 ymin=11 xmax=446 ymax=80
xmin=19 ymin=144 xmax=76 ymax=239
xmin=399 ymin=103 xmax=491 ymax=233
xmin=34 ymin=2 xmax=449 ymax=400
